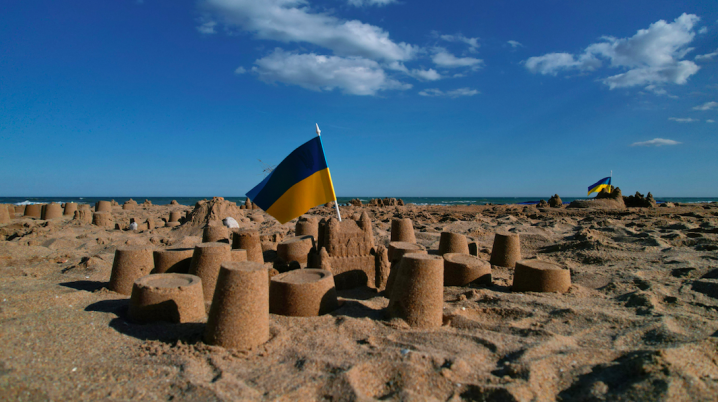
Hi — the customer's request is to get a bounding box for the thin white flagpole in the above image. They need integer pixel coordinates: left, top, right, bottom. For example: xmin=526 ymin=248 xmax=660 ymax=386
xmin=316 ymin=124 xmax=342 ymax=222
xmin=610 ymin=170 xmax=613 ymax=192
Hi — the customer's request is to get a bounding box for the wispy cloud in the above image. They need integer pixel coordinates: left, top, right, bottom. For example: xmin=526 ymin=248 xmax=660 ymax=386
xmin=197 ymin=20 xmax=217 ymax=34
xmin=693 ymin=101 xmax=718 ymax=110
xmin=439 ymin=33 xmax=480 ymax=52
xmin=252 ymin=49 xmax=410 ymax=96
xmin=431 ymin=47 xmax=483 ymax=68
xmin=695 ymin=49 xmax=718 ymax=60
xmin=525 ymin=14 xmax=701 ymax=90
xmin=707 ymin=119 xmax=715 ymax=123
xmin=507 ymin=40 xmax=523 ymax=48
xmin=631 ymin=138 xmax=681 ymax=147
xmin=346 ymin=0 xmax=397 ymax=7
xmin=234 ymin=66 xmax=247 ymax=74
xmin=668 ymin=117 xmax=698 ymax=122
xmin=418 ymin=87 xmax=479 ymax=97
xmin=201 ymin=0 xmax=416 ymax=61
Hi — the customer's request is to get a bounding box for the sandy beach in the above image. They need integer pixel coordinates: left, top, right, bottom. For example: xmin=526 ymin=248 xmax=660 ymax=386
xmin=1 ymin=199 xmax=717 ymax=401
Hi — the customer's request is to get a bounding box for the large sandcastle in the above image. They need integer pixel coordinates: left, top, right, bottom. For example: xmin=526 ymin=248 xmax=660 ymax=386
xmin=175 ymin=197 xmax=245 ymax=236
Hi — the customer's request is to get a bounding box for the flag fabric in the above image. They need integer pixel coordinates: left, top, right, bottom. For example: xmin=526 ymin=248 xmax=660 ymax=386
xmin=587 ymin=176 xmax=612 ymax=196
xmin=246 ymin=136 xmax=337 ymax=224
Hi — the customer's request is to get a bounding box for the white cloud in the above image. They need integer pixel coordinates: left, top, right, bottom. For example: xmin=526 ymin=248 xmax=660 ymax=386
xmin=707 ymin=119 xmax=715 ymax=123
xmin=234 ymin=66 xmax=247 ymax=74
xmin=693 ymin=101 xmax=718 ymax=110
xmin=507 ymin=40 xmax=523 ymax=48
xmin=347 ymin=0 xmax=396 ymax=7
xmin=699 ymin=27 xmax=708 ymax=34
xmin=695 ymin=49 xmax=718 ymax=60
xmin=631 ymin=138 xmax=681 ymax=147
xmin=252 ymin=49 xmax=410 ymax=95
xmin=525 ymin=52 xmax=600 ymax=75
xmin=440 ymin=34 xmax=480 ymax=52
xmin=411 ymin=68 xmax=442 ymax=81
xmin=197 ymin=20 xmax=217 ymax=34
xmin=418 ymin=87 xmax=479 ymax=97
xmin=431 ymin=48 xmax=483 ymax=68
xmin=201 ymin=0 xmax=416 ymax=61
xmin=525 ymin=13 xmax=701 ymax=89
xmin=668 ymin=117 xmax=698 ymax=122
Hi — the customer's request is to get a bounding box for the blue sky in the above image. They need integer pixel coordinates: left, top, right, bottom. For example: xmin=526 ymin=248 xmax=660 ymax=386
xmin=1 ymin=0 xmax=716 ymax=197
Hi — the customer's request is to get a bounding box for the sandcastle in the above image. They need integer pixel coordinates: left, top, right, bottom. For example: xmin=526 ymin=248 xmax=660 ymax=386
xmin=41 ymin=203 xmax=63 ymax=220
xmin=385 ymin=242 xmax=427 ymax=295
xmin=314 ymin=212 xmax=385 ymax=290
xmin=92 ymin=212 xmax=113 ymax=227
xmin=63 ymin=202 xmax=77 ymax=216
xmin=109 ymin=246 xmax=155 ymax=295
xmin=512 ymin=259 xmax=571 ymax=293
xmin=14 ymin=205 xmax=26 ymax=215
xmin=443 ymin=253 xmax=491 ymax=286
xmin=269 ymin=269 xmax=338 ymax=316
xmin=295 ymin=216 xmax=319 ymax=239
xmin=390 ymin=218 xmax=416 ymax=243
xmin=153 ymin=248 xmax=194 ymax=274
xmin=438 ymin=232 xmax=470 ymax=255
xmin=128 ymin=274 xmax=205 ymax=323
xmin=387 ymin=253 xmax=444 ymax=328
xmin=95 ymin=200 xmax=112 ymax=212
xmin=123 ymin=199 xmax=138 ymax=210
xmin=166 ymin=211 xmax=182 ymax=227
xmin=0 ymin=205 xmax=10 ymax=224
xmin=204 ymin=261 xmax=269 ymax=350
xmin=24 ymin=204 xmax=42 ymax=218
xmin=188 ymin=242 xmax=232 ymax=304
xmin=73 ymin=210 xmax=93 ymax=224
xmin=276 ymin=235 xmax=314 ymax=266
xmin=232 ymin=229 xmax=263 ymax=263
xmin=202 ymin=224 xmax=229 ymax=243
xmin=489 ymin=231 xmax=521 ymax=268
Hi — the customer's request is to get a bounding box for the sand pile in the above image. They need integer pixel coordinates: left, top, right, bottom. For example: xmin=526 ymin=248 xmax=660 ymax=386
xmin=569 ymin=187 xmax=625 ymax=209
xmin=1 ymin=200 xmax=718 ymax=400
xmin=176 ymin=197 xmax=247 ymax=236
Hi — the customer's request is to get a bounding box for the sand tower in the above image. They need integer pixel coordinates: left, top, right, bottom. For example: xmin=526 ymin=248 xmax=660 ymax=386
xmin=204 ymin=261 xmax=269 ymax=350
xmin=443 ymin=253 xmax=491 ymax=286
xmin=512 ymin=259 xmax=571 ymax=293
xmin=269 ymin=269 xmax=338 ymax=316
xmin=390 ymin=218 xmax=416 ymax=243
xmin=489 ymin=231 xmax=521 ymax=268
xmin=315 ymin=212 xmax=382 ymax=290
xmin=232 ymin=229 xmax=263 ymax=263
xmin=188 ymin=242 xmax=232 ymax=304
xmin=152 ymin=248 xmax=194 ymax=274
xmin=41 ymin=203 xmax=63 ymax=220
xmin=63 ymin=202 xmax=78 ymax=216
xmin=24 ymin=204 xmax=42 ymax=218
xmin=95 ymin=200 xmax=112 ymax=212
xmin=295 ymin=216 xmax=319 ymax=239
xmin=109 ymin=247 xmax=155 ymax=295
xmin=128 ymin=274 xmax=205 ymax=323
xmin=438 ymin=232 xmax=470 ymax=255
xmin=387 ymin=253 xmax=444 ymax=328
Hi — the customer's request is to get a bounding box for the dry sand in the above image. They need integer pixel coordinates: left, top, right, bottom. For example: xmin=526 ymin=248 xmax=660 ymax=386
xmin=1 ymin=201 xmax=718 ymax=401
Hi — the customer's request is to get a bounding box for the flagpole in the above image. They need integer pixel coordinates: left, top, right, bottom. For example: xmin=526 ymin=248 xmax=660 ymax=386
xmin=316 ymin=124 xmax=342 ymax=222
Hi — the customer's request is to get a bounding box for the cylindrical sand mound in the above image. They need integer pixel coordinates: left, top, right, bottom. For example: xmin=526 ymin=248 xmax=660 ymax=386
xmin=489 ymin=232 xmax=521 ymax=268
xmin=233 ymin=229 xmax=263 ymax=263
xmin=41 ymin=203 xmax=63 ymax=220
xmin=270 ymin=269 xmax=338 ymax=317
xmin=24 ymin=204 xmax=42 ymax=218
xmin=63 ymin=202 xmax=78 ymax=216
xmin=391 ymin=218 xmax=416 ymax=243
xmin=277 ymin=236 xmax=314 ymax=264
xmin=203 ymin=225 xmax=229 ymax=243
xmin=387 ymin=253 xmax=444 ymax=328
xmin=438 ymin=232 xmax=470 ymax=255
xmin=385 ymin=242 xmax=427 ymax=296
xmin=109 ymin=246 xmax=155 ymax=295
xmin=204 ymin=261 xmax=269 ymax=350
xmin=188 ymin=242 xmax=232 ymax=303
xmin=95 ymin=200 xmax=112 ymax=212
xmin=153 ymin=248 xmax=194 ymax=274
xmin=128 ymin=274 xmax=205 ymax=323
xmin=512 ymin=259 xmax=571 ymax=293
xmin=443 ymin=253 xmax=491 ymax=286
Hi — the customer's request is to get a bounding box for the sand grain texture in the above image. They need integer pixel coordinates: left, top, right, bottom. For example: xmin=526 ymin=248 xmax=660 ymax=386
xmin=1 ymin=201 xmax=718 ymax=400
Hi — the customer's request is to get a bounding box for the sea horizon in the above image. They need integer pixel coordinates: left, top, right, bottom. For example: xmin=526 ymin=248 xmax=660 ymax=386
xmin=2 ymin=195 xmax=717 ymax=207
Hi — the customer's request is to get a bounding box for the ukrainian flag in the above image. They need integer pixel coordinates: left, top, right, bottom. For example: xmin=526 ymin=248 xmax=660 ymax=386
xmin=246 ymin=136 xmax=337 ymax=224
xmin=588 ymin=176 xmax=612 ymax=196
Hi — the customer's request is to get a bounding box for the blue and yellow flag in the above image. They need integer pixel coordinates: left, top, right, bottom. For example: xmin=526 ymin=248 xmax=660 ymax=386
xmin=246 ymin=136 xmax=337 ymax=224
xmin=588 ymin=176 xmax=612 ymax=196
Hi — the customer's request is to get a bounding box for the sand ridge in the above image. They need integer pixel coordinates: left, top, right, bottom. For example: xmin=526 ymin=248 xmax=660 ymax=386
xmin=1 ymin=201 xmax=718 ymax=400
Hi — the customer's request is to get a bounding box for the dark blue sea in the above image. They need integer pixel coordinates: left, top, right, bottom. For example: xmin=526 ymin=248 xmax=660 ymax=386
xmin=1 ymin=196 xmax=716 ymax=207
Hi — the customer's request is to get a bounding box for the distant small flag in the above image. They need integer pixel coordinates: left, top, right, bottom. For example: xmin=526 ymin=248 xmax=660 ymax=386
xmin=587 ymin=176 xmax=612 ymax=196
xmin=246 ymin=136 xmax=337 ymax=224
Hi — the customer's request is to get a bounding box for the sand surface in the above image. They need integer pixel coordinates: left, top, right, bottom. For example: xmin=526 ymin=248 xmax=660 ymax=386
xmin=1 ymin=202 xmax=718 ymax=401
